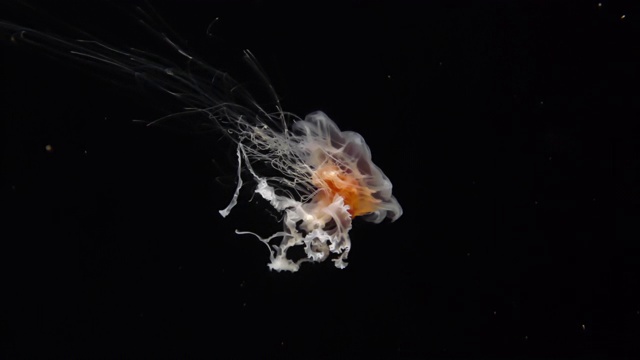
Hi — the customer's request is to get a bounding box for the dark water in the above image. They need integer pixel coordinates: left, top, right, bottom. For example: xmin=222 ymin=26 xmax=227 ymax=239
xmin=1 ymin=0 xmax=639 ymax=358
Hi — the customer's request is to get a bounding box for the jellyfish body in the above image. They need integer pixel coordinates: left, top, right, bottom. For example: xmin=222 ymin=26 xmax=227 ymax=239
xmin=223 ymin=111 xmax=402 ymax=271
xmin=1 ymin=7 xmax=403 ymax=271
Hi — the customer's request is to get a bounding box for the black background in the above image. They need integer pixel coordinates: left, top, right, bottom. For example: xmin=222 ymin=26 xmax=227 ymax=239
xmin=2 ymin=0 xmax=640 ymax=358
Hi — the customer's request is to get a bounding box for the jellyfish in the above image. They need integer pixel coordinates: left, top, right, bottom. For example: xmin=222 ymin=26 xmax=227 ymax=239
xmin=0 ymin=6 xmax=403 ymax=272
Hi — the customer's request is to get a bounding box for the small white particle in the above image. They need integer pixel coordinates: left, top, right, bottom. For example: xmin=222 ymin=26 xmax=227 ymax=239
xmin=45 ymin=144 xmax=53 ymax=153
xmin=581 ymin=324 xmax=586 ymax=331
xmin=597 ymin=3 xmax=602 ymax=8
xmin=621 ymin=14 xmax=626 ymax=20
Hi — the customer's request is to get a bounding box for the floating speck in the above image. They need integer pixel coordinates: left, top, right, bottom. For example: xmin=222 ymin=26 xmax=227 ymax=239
xmin=45 ymin=144 xmax=53 ymax=153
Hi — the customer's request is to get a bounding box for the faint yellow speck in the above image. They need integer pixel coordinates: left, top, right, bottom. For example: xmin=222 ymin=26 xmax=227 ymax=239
xmin=597 ymin=3 xmax=602 ymax=8
xmin=621 ymin=14 xmax=626 ymax=20
xmin=45 ymin=144 xmax=53 ymax=153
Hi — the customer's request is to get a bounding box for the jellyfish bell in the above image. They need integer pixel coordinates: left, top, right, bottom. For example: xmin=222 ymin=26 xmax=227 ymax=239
xmin=297 ymin=111 xmax=402 ymax=223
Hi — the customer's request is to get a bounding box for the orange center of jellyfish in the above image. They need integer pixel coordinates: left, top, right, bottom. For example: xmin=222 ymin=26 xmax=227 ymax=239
xmin=312 ymin=163 xmax=379 ymax=217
